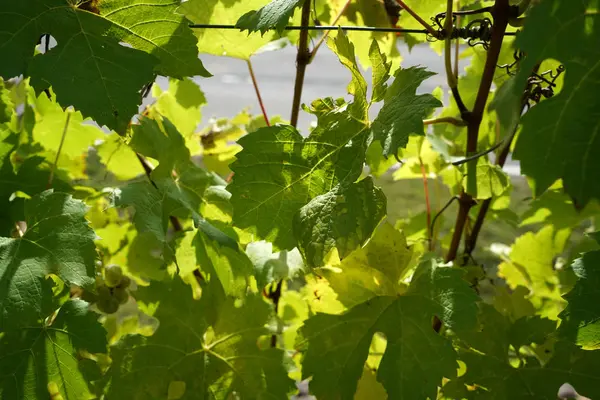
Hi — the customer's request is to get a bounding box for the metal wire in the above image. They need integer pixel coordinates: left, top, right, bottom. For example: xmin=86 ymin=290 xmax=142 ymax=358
xmin=188 ymin=23 xmax=518 ymax=36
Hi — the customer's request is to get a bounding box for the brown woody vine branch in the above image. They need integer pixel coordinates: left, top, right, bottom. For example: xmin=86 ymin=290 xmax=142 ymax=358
xmin=445 ymin=0 xmax=511 ymax=263
xmin=290 ymin=0 xmax=312 ymax=127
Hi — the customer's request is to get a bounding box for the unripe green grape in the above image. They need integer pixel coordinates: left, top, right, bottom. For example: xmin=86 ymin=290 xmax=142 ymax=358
xmin=97 ymin=295 xmax=119 ymax=314
xmin=116 ymin=276 xmax=131 ymax=289
xmin=104 ymin=264 xmax=123 ymax=288
xmin=97 ymin=284 xmax=111 ymax=298
xmin=113 ymin=287 xmax=129 ymax=305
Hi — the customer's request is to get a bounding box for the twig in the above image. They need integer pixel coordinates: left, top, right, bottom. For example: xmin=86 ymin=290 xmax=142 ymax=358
xmin=445 ymin=0 xmax=511 ymax=263
xmin=47 ymin=110 xmax=72 ymax=188
xmin=419 ymin=157 xmax=432 ymax=248
xmin=430 ymin=196 xmax=459 ymax=247
xmin=246 ymin=59 xmax=270 ymax=126
xmin=309 ymin=0 xmax=352 ymax=62
xmin=451 ymin=139 xmax=504 ymax=166
xmin=290 ymin=0 xmax=312 ymax=127
xmin=393 ymin=0 xmax=439 ymax=37
xmin=423 ymin=116 xmax=466 ymax=126
xmin=453 ymin=1 xmax=460 ymax=79
xmin=444 ymin=0 xmax=456 ymax=89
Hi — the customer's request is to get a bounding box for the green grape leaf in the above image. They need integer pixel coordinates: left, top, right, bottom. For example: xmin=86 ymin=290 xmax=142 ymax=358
xmin=464 ymin=163 xmax=511 ymax=200
xmin=180 ymin=0 xmax=277 ymax=60
xmin=298 ymin=259 xmax=478 ymax=399
xmin=408 ymin=257 xmax=480 ymax=332
xmin=0 ymin=130 xmax=71 ymax=236
xmin=520 ymin=188 xmax=600 ymax=229
xmin=0 ymin=0 xmax=158 ymax=133
xmin=324 ymin=1 xmax=401 ymax=71
xmin=107 ymin=276 xmax=295 ymax=399
xmin=246 ymin=241 xmax=305 ymax=289
xmin=96 ymin=133 xmax=145 ymax=181
xmin=369 ymin=40 xmax=391 ymax=104
xmin=508 ymin=315 xmax=557 ymax=352
xmin=99 ymin=0 xmax=210 ymax=78
xmin=192 ymin=229 xmax=253 ymax=297
xmin=371 ymin=67 xmax=442 ymax=158
xmin=229 ymin=103 xmax=368 ymax=250
xmin=148 ymin=78 xmax=207 ymax=139
xmin=498 ymin=226 xmax=569 ymax=319
xmin=293 ymin=177 xmax=386 ymax=268
xmin=447 ymin=305 xmax=600 ymax=400
xmin=0 ymin=191 xmax=96 ymax=329
xmin=236 ymin=0 xmax=305 ymax=35
xmin=33 ymin=92 xmax=104 ymax=159
xmin=316 ymin=223 xmax=412 ymax=308
xmin=559 ymin=244 xmax=600 ymax=349
xmin=328 ymin=30 xmax=368 ymax=112
xmin=511 ymin=0 xmax=600 ymax=205
xmin=0 ymin=78 xmax=13 ymax=124
xmin=0 ymin=299 xmax=107 ymax=399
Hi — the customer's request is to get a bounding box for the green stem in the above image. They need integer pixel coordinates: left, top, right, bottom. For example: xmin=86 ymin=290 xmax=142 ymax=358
xmin=47 ymin=109 xmax=72 ymax=188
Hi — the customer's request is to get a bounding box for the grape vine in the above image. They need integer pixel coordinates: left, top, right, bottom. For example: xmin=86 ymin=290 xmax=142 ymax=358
xmin=1 ymin=0 xmax=600 ymax=399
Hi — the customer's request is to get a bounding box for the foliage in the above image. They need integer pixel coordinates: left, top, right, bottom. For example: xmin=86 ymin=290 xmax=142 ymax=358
xmin=1 ymin=0 xmax=600 ymax=399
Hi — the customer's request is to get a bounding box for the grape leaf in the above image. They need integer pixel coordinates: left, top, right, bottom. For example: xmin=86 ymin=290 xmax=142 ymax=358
xmin=0 ymin=129 xmax=71 ymax=236
xmin=520 ymin=188 xmax=600 ymax=229
xmin=192 ymin=229 xmax=253 ymax=297
xmin=0 ymin=0 xmax=159 ymax=133
xmin=0 ymin=78 xmax=13 ymax=124
xmin=107 ymin=276 xmax=295 ymax=399
xmin=96 ymin=133 xmax=145 ymax=181
xmin=511 ymin=0 xmax=600 ymax=205
xmin=498 ymin=226 xmax=569 ymax=319
xmin=99 ymin=0 xmax=210 ymax=78
xmin=33 ymin=92 xmax=104 ymax=159
xmin=246 ymin=241 xmax=305 ymax=289
xmin=236 ymin=0 xmax=305 ymax=35
xmin=371 ymin=67 xmax=442 ymax=158
xmin=323 ymin=1 xmax=401 ymax=70
xmin=0 ymin=190 xmax=96 ymax=329
xmin=559 ymin=243 xmax=600 ymax=349
xmin=229 ymin=101 xmax=368 ymax=250
xmin=315 ymin=223 xmax=412 ymax=308
xmin=298 ymin=259 xmax=478 ymax=399
xmin=293 ymin=177 xmax=386 ymax=268
xmin=328 ymin=30 xmax=368 ymax=112
xmin=369 ymin=40 xmax=392 ymax=104
xmin=180 ymin=0 xmax=277 ymax=60
xmin=447 ymin=305 xmax=600 ymax=399
xmin=465 ymin=163 xmax=511 ymax=200
xmin=0 ymin=299 xmax=107 ymax=399
xmin=148 ymin=78 xmax=207 ymax=139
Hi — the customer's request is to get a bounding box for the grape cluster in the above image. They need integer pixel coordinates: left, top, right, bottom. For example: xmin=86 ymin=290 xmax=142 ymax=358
xmin=96 ymin=264 xmax=131 ymax=314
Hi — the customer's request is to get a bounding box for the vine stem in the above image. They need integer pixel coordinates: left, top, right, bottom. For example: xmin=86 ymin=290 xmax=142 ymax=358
xmin=290 ymin=0 xmax=312 ymax=128
xmin=423 ymin=116 xmax=466 ymax=126
xmin=453 ymin=0 xmax=460 ymax=79
xmin=309 ymin=0 xmax=352 ymax=62
xmin=246 ymin=59 xmax=270 ymax=126
xmin=47 ymin=109 xmax=72 ymax=188
xmin=444 ymin=0 xmax=456 ymax=89
xmin=445 ymin=0 xmax=510 ymax=263
xmin=393 ymin=0 xmax=439 ymax=36
xmin=419 ymin=157 xmax=433 ymax=249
